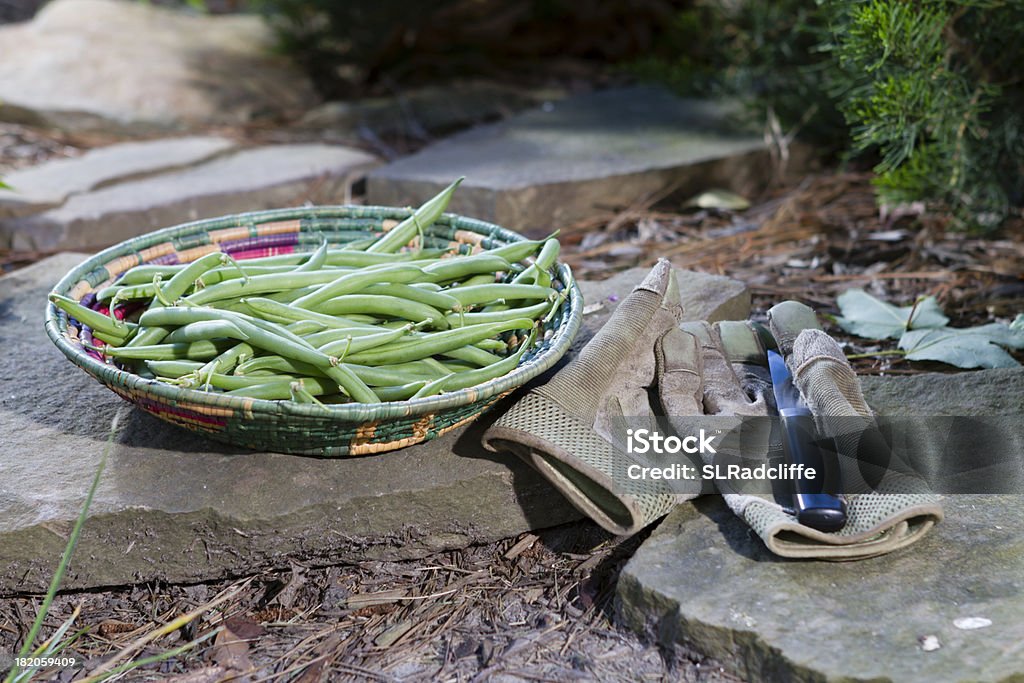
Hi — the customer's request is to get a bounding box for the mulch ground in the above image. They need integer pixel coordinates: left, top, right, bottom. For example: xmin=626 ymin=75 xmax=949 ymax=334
xmin=2 ymin=122 xmax=1022 ymax=682
xmin=0 ymin=524 xmax=739 ymax=682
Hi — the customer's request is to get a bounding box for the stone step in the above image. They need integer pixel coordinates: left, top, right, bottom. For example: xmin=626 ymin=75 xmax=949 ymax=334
xmin=1 ymin=255 xmax=747 ymax=595
xmin=0 ymin=136 xmax=235 ymax=219
xmin=367 ymin=86 xmax=771 ymax=236
xmin=2 ymin=144 xmax=379 ymax=252
xmin=617 ymin=369 xmax=1024 ymax=683
xmin=0 ymin=0 xmax=317 ymax=133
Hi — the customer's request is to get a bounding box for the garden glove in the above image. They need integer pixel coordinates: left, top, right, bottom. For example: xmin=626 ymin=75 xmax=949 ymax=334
xmin=667 ymin=303 xmax=944 ymax=560
xmin=485 ymin=261 xmax=943 ymax=559
xmin=483 ymin=259 xmax=693 ymax=535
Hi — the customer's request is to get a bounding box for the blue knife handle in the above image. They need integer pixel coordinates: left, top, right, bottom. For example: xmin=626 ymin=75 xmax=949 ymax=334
xmin=779 ymin=407 xmax=847 ymax=532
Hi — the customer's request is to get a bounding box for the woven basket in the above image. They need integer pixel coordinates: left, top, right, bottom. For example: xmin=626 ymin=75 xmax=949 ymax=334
xmin=45 ymin=206 xmax=582 ymax=456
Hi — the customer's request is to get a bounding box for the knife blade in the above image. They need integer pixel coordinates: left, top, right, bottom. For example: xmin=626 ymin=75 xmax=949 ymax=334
xmin=767 ymin=349 xmax=847 ymax=532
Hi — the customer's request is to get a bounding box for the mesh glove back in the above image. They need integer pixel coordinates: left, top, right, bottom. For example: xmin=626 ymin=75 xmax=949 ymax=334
xmin=483 ymin=260 xmax=699 ymax=535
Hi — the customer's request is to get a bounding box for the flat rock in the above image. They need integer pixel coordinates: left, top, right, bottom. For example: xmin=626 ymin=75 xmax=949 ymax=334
xmin=579 ymin=265 xmax=751 ymax=329
xmin=0 ymin=254 xmax=581 ymax=596
xmin=618 ymin=369 xmax=1024 ymax=683
xmin=0 ymin=136 xmax=235 ymax=219
xmin=300 ymin=81 xmax=563 ymax=141
xmin=0 ymin=257 xmax=745 ymax=595
xmin=367 ymin=86 xmax=770 ymax=236
xmin=0 ymin=0 xmax=317 ymax=132
xmin=3 ymin=144 xmax=379 ymax=251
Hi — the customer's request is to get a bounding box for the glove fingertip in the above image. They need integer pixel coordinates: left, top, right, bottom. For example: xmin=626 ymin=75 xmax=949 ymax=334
xmin=767 ymin=301 xmax=821 ymax=355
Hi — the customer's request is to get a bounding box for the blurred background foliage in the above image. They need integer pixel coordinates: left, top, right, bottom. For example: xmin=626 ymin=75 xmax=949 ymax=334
xmin=249 ymin=0 xmax=1022 ymax=231
xmin=640 ymin=0 xmax=1024 ymax=231
xmin=5 ymin=0 xmax=1019 ymax=230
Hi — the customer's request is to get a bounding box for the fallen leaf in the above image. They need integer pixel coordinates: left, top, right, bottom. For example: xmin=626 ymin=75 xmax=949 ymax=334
xmin=345 ymin=588 xmax=408 ymax=609
xmin=684 ymin=189 xmax=751 ymax=211
xmin=208 ymin=623 xmax=254 ymax=674
xmin=953 ymin=616 xmax=993 ymax=630
xmin=835 ymin=289 xmax=949 ymax=340
xmin=375 ymin=620 xmax=414 ymax=648
xmin=899 ymin=322 xmax=1024 ymax=368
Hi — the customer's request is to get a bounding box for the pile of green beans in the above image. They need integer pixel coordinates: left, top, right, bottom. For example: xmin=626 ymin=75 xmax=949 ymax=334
xmin=50 ymin=178 xmax=568 ymax=405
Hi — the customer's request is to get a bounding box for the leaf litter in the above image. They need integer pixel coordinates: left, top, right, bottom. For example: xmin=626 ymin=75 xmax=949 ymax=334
xmin=0 ymin=523 xmax=739 ymax=682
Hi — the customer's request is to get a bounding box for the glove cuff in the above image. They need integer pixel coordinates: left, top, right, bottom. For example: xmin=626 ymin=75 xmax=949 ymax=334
xmin=483 ymin=392 xmax=680 ymax=536
xmin=731 ymin=492 xmax=943 ymax=560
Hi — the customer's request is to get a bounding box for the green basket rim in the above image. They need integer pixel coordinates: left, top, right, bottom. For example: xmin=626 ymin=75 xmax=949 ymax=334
xmin=44 ymin=205 xmax=582 ymax=424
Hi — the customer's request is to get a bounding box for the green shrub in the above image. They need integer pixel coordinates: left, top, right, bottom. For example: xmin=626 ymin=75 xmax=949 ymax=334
xmin=644 ymin=0 xmax=1024 ymax=230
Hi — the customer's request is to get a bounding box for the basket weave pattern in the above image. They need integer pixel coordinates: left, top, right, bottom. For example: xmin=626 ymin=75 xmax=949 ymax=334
xmin=45 ymin=206 xmax=582 ymax=456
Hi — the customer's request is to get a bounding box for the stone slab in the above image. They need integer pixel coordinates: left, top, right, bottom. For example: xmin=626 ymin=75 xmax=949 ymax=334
xmin=300 ymin=81 xmax=564 ymax=141
xmin=2 ymin=144 xmax=379 ymax=251
xmin=0 ymin=136 xmax=235 ymax=219
xmin=618 ymin=369 xmax=1024 ymax=683
xmin=0 ymin=0 xmax=317 ymax=132
xmin=578 ymin=265 xmax=752 ymax=332
xmin=366 ymin=86 xmax=770 ymax=236
xmin=0 ymin=256 xmax=746 ymax=595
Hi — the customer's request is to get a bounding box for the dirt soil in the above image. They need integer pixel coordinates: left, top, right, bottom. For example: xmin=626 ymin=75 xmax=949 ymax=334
xmin=0 ymin=524 xmax=739 ymax=682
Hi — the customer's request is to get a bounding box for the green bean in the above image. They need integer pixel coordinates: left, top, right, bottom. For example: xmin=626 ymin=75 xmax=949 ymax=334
xmin=413 ymin=330 xmax=537 ymax=399
xmin=317 ymin=324 xmax=416 ymax=358
xmin=483 ymin=238 xmax=548 ymax=264
xmin=422 ymin=254 xmax=511 ymax=283
xmin=412 ymin=357 xmax=452 ymax=376
xmin=289 ymin=263 xmax=428 ymax=310
xmin=235 ymin=355 xmax=327 ymax=377
xmin=454 ymin=273 xmax=500 ymax=288
xmin=366 ymin=177 xmax=463 ymax=253
xmin=375 ymin=381 xmax=429 ymax=402
xmin=197 ymin=263 xmax=350 ymax=287
xmin=198 ymin=342 xmax=255 ymax=380
xmin=113 ymin=248 xmax=443 ymax=287
xmin=164 ymin=320 xmax=251 ymax=344
xmin=235 ymin=356 xmax=435 ymax=387
xmin=513 ymin=237 xmax=559 ymax=287
xmin=445 ymin=300 xmax=550 ymax=327
xmin=219 ymin=248 xmax=446 ymax=268
xmin=184 ymin=271 xmax=350 ymax=305
xmin=126 ymin=326 xmax=172 ymax=348
xmin=341 ymin=318 xmax=534 ymax=366
xmin=162 ymin=251 xmax=238 ymax=303
xmin=95 ymin=282 xmax=156 ymax=302
xmin=140 ymin=307 xmax=332 ymax=369
xmin=302 ymin=326 xmax=397 ymax=346
xmin=93 ymin=330 xmax=131 ymax=346
xmin=326 ymin=248 xmax=448 ymax=266
xmin=226 ymin=377 xmax=337 ymax=400
xmin=178 ymin=371 xmax=307 ymax=391
xmin=144 ymin=360 xmax=204 ymax=377
xmin=358 ymin=283 xmax=459 ymax=312
xmin=144 ymin=306 xmax=380 ymax=402
xmin=100 ymin=340 xmax=231 ymax=361
xmin=317 ymin=295 xmax=449 ymax=330
xmin=241 ymin=298 xmax=381 ymax=331
xmin=49 ymin=294 xmax=134 ymax=340
xmin=349 ymin=363 xmax=443 ymax=385
xmin=446 ymin=284 xmax=554 ymax=307
xmin=295 ymin=236 xmax=329 ymax=272
xmin=442 ymin=345 xmax=504 ymax=367
xmin=409 ymin=373 xmax=455 ymax=400
xmin=286 ymin=320 xmax=327 ymax=336
xmin=473 ymin=338 xmax=509 ymax=352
